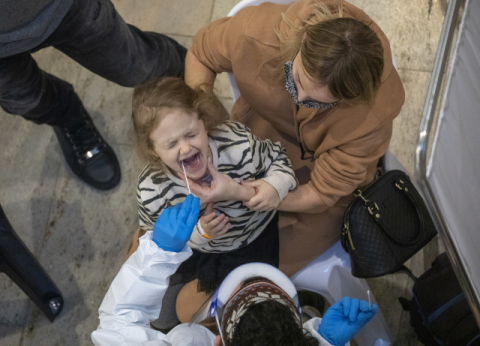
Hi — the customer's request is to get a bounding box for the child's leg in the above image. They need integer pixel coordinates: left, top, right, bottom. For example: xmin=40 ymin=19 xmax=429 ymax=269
xmin=152 ymin=252 xmax=200 ymax=330
xmin=176 ymin=279 xmax=211 ymax=323
xmin=151 ymin=280 xmax=184 ymax=332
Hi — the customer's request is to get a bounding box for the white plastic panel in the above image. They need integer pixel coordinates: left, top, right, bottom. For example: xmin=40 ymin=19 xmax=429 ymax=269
xmin=427 ymin=0 xmax=480 ymax=303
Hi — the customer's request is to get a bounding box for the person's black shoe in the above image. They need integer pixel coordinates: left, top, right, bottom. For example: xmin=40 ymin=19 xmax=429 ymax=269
xmin=53 ymin=110 xmax=121 ymax=190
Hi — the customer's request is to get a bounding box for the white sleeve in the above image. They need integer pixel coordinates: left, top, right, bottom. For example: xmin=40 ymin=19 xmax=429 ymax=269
xmin=92 ymin=232 xmax=214 ymax=346
xmin=167 ymin=324 xmax=216 ymax=345
xmin=303 ymin=318 xmax=336 ymax=346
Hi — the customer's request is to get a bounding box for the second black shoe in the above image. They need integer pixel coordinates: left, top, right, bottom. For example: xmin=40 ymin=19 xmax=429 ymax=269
xmin=53 ymin=110 xmax=121 ymax=190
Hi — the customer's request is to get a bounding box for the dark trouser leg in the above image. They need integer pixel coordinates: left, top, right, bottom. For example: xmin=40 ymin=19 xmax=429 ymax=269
xmin=0 ymin=53 xmax=82 ymax=127
xmin=0 ymin=205 xmax=63 ymax=322
xmin=1 ymin=0 xmax=186 ymax=126
xmin=42 ymin=0 xmax=186 ymax=88
xmin=150 ymin=282 xmax=184 ymax=332
xmin=0 ymin=0 xmax=186 ymax=189
xmin=0 ymin=52 xmax=120 ymax=190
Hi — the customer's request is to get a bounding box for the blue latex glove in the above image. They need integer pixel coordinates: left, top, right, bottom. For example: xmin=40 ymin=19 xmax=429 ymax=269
xmin=318 ymin=297 xmax=378 ymax=346
xmin=152 ymin=194 xmax=200 ymax=252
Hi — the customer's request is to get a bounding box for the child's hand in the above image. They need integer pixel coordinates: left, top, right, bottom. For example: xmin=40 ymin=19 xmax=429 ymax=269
xmin=200 ymin=203 xmax=231 ymax=239
xmin=242 ymin=180 xmax=281 ymax=211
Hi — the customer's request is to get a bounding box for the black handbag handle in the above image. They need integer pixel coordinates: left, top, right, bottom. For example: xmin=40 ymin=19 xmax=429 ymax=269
xmin=372 ymin=182 xmax=425 ymax=246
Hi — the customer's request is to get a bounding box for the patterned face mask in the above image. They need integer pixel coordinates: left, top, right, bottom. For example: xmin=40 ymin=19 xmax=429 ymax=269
xmin=284 ymin=60 xmax=337 ymax=109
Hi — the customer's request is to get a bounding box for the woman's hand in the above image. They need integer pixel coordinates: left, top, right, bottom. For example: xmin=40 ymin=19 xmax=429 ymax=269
xmin=199 ymin=203 xmax=231 ymax=239
xmin=179 ymin=160 xmax=255 ymax=203
xmin=242 ymin=180 xmax=281 ymax=211
xmin=185 ymin=51 xmax=216 ymax=92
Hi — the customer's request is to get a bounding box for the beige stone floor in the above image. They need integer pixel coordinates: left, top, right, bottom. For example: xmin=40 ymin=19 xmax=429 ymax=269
xmin=0 ymin=0 xmax=448 ymax=345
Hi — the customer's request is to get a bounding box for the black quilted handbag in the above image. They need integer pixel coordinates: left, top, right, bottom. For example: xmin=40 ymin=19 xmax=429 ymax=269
xmin=341 ymin=170 xmax=437 ymax=278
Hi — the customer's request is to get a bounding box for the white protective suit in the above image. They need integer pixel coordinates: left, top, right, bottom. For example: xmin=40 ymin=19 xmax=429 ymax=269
xmin=92 ymin=232 xmax=333 ymax=346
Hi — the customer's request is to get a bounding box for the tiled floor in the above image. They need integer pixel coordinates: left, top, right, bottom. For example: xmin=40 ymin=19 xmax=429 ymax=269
xmin=0 ymin=0 xmax=448 ymax=345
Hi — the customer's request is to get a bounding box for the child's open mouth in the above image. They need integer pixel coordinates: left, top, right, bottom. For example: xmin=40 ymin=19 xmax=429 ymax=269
xmin=181 ymin=153 xmax=201 ymax=170
xmin=180 ymin=152 xmax=208 ymax=180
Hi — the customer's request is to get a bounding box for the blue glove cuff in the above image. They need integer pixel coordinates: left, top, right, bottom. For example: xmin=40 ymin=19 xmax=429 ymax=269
xmin=317 ymin=326 xmax=342 ymax=346
xmin=158 ymin=244 xmax=183 ymax=253
xmin=152 ymin=235 xmax=183 ymax=253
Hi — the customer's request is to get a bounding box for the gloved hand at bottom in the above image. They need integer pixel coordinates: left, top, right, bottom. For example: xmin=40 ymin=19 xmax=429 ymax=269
xmin=318 ymin=297 xmax=378 ymax=346
xmin=152 ymin=194 xmax=200 ymax=252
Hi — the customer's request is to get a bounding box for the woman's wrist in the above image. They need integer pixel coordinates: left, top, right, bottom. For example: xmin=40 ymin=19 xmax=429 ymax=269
xmin=235 ymin=182 xmax=256 ymax=202
xmin=185 ymin=51 xmax=216 ymax=92
xmin=278 ymin=184 xmax=328 ymax=213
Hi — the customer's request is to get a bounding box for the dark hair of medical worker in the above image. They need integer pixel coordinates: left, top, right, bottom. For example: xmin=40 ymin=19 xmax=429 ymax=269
xmin=228 ymin=300 xmax=318 ymax=346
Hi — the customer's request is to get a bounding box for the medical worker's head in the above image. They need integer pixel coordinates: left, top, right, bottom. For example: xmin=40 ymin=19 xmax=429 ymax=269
xmin=198 ymin=263 xmax=318 ymax=346
xmin=214 ymin=277 xmax=318 ymax=346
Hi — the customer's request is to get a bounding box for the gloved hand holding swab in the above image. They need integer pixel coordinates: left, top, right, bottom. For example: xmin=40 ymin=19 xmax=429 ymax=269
xmin=318 ymin=296 xmax=378 ymax=346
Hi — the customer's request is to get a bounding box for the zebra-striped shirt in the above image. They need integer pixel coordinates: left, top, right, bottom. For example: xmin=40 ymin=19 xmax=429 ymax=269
xmin=137 ymin=122 xmax=298 ymax=253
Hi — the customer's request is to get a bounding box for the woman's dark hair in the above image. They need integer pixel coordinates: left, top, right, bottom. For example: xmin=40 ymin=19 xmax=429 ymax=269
xmin=301 ymin=17 xmax=384 ymax=103
xmin=228 ymin=300 xmax=319 ymax=346
xmin=274 ymin=3 xmax=384 ymax=103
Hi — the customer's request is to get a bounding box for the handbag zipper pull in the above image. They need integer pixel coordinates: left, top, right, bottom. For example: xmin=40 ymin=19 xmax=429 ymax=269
xmin=343 ymin=222 xmax=356 ymax=250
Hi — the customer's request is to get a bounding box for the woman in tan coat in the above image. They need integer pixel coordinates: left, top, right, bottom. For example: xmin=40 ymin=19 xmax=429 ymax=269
xmin=186 ymin=0 xmax=403 ymax=270
xmin=131 ymin=0 xmax=405 ymax=323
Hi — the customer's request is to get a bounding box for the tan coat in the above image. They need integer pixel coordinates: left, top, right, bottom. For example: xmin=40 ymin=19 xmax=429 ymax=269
xmin=191 ymin=0 xmax=405 ymax=275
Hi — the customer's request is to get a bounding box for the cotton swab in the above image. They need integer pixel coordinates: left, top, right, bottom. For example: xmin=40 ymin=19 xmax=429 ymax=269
xmin=182 ymin=162 xmax=191 ymax=194
xmin=367 ymin=290 xmax=371 ymax=310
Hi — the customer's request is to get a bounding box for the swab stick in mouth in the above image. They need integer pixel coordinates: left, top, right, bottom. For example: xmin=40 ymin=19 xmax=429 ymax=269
xmin=367 ymin=290 xmax=371 ymax=310
xmin=182 ymin=161 xmax=191 ymax=194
